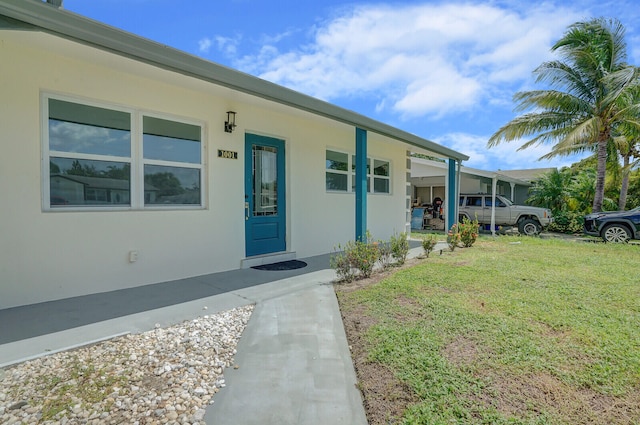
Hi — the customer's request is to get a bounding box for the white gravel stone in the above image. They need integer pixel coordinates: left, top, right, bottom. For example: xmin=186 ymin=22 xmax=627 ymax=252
xmin=0 ymin=305 xmax=253 ymax=424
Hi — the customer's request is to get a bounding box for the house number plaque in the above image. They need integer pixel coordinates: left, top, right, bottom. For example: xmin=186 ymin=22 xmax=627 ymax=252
xmin=218 ymin=149 xmax=238 ymax=159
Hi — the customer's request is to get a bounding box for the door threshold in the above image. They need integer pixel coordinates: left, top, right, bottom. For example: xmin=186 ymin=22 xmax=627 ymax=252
xmin=241 ymin=251 xmax=296 ymax=269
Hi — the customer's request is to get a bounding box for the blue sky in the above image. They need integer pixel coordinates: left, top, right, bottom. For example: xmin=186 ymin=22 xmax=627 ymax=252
xmin=61 ymin=0 xmax=640 ymax=171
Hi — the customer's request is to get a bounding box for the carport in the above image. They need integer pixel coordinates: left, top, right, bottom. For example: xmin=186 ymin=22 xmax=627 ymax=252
xmin=410 ymin=157 xmax=532 ymax=234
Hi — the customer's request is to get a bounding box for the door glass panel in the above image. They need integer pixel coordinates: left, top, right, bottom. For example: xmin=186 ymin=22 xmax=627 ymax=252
xmin=253 ymin=145 xmax=278 ymax=216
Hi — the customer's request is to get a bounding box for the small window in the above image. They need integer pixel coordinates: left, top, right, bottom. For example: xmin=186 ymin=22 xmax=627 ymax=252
xmin=325 ymin=149 xmax=390 ymax=194
xmin=372 ymin=159 xmax=390 ymax=194
xmin=326 ymin=150 xmax=349 ymax=191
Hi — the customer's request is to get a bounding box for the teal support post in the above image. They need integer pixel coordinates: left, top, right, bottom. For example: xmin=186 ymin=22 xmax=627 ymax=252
xmin=447 ymin=158 xmax=457 ymax=230
xmin=355 ymin=128 xmax=367 ymax=241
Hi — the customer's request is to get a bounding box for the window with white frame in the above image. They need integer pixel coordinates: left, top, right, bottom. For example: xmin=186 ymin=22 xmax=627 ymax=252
xmin=325 ymin=149 xmax=390 ymax=194
xmin=325 ymin=150 xmax=349 ymax=191
xmin=372 ymin=158 xmax=390 ymax=193
xmin=45 ymin=96 xmax=203 ymax=209
xmin=142 ymin=116 xmax=202 ymax=206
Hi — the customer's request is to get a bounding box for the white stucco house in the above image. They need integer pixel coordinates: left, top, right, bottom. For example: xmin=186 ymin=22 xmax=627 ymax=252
xmin=0 ymin=1 xmax=469 ymax=309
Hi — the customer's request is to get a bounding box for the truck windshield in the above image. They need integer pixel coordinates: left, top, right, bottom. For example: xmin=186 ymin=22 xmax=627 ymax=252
xmin=501 ymin=197 xmax=513 ymax=206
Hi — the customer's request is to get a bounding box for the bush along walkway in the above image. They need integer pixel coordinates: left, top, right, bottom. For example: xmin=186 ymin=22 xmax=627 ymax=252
xmin=331 ymin=219 xmax=480 ymax=283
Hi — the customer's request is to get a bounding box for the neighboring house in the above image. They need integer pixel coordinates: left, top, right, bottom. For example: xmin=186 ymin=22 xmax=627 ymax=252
xmin=410 ymin=157 xmax=534 ymax=206
xmin=0 ymin=1 xmax=468 ymax=308
xmin=50 ymin=174 xmax=158 ymax=205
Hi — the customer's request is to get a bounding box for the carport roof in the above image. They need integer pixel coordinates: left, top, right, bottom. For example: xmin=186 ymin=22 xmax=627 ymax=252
xmin=411 ymin=157 xmax=531 ymax=186
xmin=0 ymin=0 xmax=469 ymax=162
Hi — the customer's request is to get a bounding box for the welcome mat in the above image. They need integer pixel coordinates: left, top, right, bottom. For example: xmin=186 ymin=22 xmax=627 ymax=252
xmin=252 ymin=260 xmax=308 ymax=271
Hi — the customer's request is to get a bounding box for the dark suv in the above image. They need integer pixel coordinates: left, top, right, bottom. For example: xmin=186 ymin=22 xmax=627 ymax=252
xmin=583 ymin=206 xmax=640 ymax=242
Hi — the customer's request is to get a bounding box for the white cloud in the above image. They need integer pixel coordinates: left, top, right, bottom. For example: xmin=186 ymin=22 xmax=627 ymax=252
xmin=232 ymin=2 xmax=582 ymax=119
xmin=198 ymin=37 xmax=212 ymax=53
xmin=198 ymin=35 xmax=240 ymax=56
xmin=434 ymin=132 xmax=586 ymax=171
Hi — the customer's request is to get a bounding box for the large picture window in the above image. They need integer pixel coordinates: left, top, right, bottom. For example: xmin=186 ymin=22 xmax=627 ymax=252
xmin=325 ymin=149 xmax=390 ymax=194
xmin=45 ymin=96 xmax=204 ymax=209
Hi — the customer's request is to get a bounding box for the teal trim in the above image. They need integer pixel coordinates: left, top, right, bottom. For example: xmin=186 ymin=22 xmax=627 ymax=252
xmin=447 ymin=158 xmax=457 ymax=229
xmin=355 ymin=128 xmax=367 ymax=241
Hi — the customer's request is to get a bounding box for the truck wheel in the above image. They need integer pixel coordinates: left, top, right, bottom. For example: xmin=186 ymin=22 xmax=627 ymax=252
xmin=518 ymin=218 xmax=541 ymax=236
xmin=601 ymin=224 xmax=631 ymax=243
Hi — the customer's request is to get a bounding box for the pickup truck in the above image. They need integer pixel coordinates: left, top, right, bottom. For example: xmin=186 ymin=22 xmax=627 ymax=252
xmin=458 ymin=193 xmax=553 ymax=235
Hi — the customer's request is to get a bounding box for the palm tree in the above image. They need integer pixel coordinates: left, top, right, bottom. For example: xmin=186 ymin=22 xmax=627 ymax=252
xmin=488 ymin=18 xmax=640 ymax=212
xmin=611 ymin=85 xmax=640 ymax=209
xmin=526 ymin=168 xmax=571 ymax=212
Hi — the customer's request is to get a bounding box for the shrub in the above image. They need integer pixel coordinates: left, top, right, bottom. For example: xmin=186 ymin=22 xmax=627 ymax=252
xmin=390 ymin=231 xmax=409 ymax=265
xmin=330 ymin=232 xmax=380 ymax=281
xmin=422 ymin=235 xmax=438 ymax=257
xmin=377 ymin=240 xmax=393 ymax=270
xmin=548 ymin=211 xmax=584 ymax=234
xmin=447 ymin=224 xmax=461 ymax=251
xmin=330 ymin=243 xmax=356 ymax=283
xmin=458 ymin=216 xmax=479 ymax=247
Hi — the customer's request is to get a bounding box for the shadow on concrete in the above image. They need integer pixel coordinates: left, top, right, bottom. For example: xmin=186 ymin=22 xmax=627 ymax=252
xmin=0 ymin=254 xmax=331 ymax=344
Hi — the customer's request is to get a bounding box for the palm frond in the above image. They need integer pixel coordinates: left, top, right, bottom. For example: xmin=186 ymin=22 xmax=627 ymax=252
xmin=533 ymin=61 xmax=596 ymax=101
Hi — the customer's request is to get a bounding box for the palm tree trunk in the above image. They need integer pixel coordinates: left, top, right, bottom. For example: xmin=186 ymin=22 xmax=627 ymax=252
xmin=619 ymin=154 xmax=630 ymax=210
xmin=592 ymin=138 xmax=608 ymax=212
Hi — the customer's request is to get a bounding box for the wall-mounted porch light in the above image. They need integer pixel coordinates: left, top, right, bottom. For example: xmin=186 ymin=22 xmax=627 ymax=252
xmin=224 ymin=111 xmax=237 ymax=133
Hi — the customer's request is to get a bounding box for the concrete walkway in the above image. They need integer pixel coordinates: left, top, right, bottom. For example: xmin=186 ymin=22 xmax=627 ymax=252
xmin=0 ymin=242 xmax=429 ymax=424
xmin=205 ymin=274 xmax=367 ymax=425
xmin=0 ymin=253 xmax=368 ymax=424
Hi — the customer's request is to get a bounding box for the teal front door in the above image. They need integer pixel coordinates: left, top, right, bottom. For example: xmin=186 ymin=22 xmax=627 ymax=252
xmin=245 ymin=134 xmax=286 ymax=257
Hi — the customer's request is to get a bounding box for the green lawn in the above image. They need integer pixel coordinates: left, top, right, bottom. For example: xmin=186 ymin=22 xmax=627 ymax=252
xmin=336 ymin=236 xmax=640 ymax=425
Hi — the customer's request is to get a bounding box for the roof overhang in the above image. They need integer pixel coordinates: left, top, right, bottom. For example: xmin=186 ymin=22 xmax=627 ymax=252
xmin=411 ymin=157 xmax=530 ymax=186
xmin=0 ymin=0 xmax=469 ymax=162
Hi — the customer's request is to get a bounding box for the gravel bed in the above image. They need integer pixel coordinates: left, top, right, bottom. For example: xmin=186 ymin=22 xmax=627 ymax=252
xmin=0 ymin=305 xmax=254 ymax=424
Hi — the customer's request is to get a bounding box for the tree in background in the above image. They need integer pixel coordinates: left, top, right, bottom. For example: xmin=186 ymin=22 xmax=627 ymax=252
xmin=144 ymin=172 xmax=184 ymax=198
xmin=527 ymin=167 xmax=590 ymax=233
xmin=488 ymin=18 xmax=640 ymax=212
xmin=526 ymin=169 xmax=571 ymax=212
xmin=611 ymin=85 xmax=640 ymax=209
xmin=527 ymin=161 xmax=639 ymax=233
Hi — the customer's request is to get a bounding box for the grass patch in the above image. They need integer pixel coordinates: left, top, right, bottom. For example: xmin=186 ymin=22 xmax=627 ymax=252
xmin=337 ymin=236 xmax=640 ymax=424
xmin=32 ymin=353 xmax=130 ymax=421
